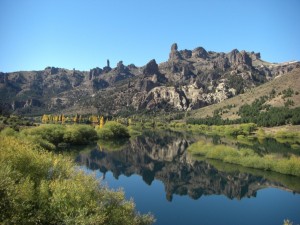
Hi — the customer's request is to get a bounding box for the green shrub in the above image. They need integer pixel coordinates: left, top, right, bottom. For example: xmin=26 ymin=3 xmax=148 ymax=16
xmin=0 ymin=136 xmax=154 ymax=224
xmin=21 ymin=124 xmax=98 ymax=149
xmin=0 ymin=127 xmax=18 ymax=136
xmin=275 ymin=131 xmax=300 ymax=139
xmin=256 ymin=128 xmax=266 ymax=138
xmin=21 ymin=124 xmax=65 ymax=146
xmin=63 ymin=125 xmax=98 ymax=145
xmin=97 ymin=121 xmax=130 ymax=140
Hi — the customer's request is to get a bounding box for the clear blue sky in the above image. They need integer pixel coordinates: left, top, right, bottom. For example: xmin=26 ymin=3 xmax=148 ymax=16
xmin=0 ymin=0 xmax=299 ymax=72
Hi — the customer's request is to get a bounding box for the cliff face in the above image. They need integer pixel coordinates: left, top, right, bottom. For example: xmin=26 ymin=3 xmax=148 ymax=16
xmin=1 ymin=44 xmax=299 ymax=115
xmin=76 ymin=132 xmax=298 ymax=201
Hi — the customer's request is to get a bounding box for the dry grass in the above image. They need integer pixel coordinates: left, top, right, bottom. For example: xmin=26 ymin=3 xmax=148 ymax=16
xmin=262 ymin=125 xmax=300 ymax=136
xmin=190 ymin=68 xmax=300 ymax=119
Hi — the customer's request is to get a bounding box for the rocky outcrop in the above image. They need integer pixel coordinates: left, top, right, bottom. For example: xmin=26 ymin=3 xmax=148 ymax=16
xmin=116 ymin=61 xmax=125 ymax=73
xmin=11 ymin=99 xmax=42 ymax=110
xmin=134 ymin=79 xmax=157 ymax=92
xmin=227 ymin=49 xmax=252 ymax=67
xmin=143 ymin=59 xmax=160 ymax=76
xmin=169 ymin=43 xmax=182 ymax=61
xmin=250 ymin=51 xmax=261 ymax=61
xmin=192 ymin=47 xmax=208 ymax=59
xmin=143 ymin=86 xmax=188 ymax=110
xmin=45 ymin=67 xmax=59 ymax=75
xmin=92 ymin=79 xmax=109 ymax=90
xmin=180 ymin=49 xmax=192 ymax=59
xmin=89 ymin=67 xmax=102 ymax=80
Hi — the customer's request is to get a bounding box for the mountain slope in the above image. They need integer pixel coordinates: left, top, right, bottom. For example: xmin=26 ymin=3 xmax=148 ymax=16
xmin=189 ymin=68 xmax=300 ymax=120
xmin=0 ymin=44 xmax=299 ymax=116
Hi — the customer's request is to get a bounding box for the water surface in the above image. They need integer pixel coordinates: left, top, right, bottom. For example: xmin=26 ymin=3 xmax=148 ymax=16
xmin=76 ymin=131 xmax=300 ymax=225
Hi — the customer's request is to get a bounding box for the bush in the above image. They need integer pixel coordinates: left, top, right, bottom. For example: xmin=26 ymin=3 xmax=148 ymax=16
xmin=0 ymin=127 xmax=18 ymax=136
xmin=21 ymin=124 xmax=65 ymax=146
xmin=21 ymin=124 xmax=98 ymax=149
xmin=63 ymin=125 xmax=98 ymax=145
xmin=97 ymin=121 xmax=130 ymax=140
xmin=0 ymin=136 xmax=154 ymax=224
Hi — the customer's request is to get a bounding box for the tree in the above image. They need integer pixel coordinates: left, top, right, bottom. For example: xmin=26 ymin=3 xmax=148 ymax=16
xmin=73 ymin=114 xmax=79 ymax=123
xmin=61 ymin=114 xmax=66 ymax=123
xmin=89 ymin=115 xmax=98 ymax=123
xmin=99 ymin=116 xmax=105 ymax=128
xmin=41 ymin=114 xmax=49 ymax=123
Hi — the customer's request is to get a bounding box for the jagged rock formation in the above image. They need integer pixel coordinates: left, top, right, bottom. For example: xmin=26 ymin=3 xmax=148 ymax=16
xmin=76 ymin=131 xmax=299 ymax=201
xmin=0 ymin=43 xmax=299 ymax=115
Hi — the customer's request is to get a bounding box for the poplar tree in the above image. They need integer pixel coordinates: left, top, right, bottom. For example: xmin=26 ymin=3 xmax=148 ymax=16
xmin=99 ymin=116 xmax=105 ymax=128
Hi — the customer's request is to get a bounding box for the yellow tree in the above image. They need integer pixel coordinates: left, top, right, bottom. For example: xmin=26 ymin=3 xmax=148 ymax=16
xmin=90 ymin=115 xmax=98 ymax=124
xmin=73 ymin=114 xmax=79 ymax=123
xmin=99 ymin=116 xmax=105 ymax=128
xmin=61 ymin=114 xmax=66 ymax=124
xmin=41 ymin=114 xmax=49 ymax=123
xmin=54 ymin=115 xmax=59 ymax=123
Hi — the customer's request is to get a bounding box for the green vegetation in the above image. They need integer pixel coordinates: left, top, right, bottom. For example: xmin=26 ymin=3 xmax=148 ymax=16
xmin=187 ymin=89 xmax=300 ymax=127
xmin=20 ymin=124 xmax=98 ymax=151
xmin=282 ymin=88 xmax=294 ymax=99
xmin=96 ymin=121 xmax=130 ymax=140
xmin=170 ymin=122 xmax=257 ymax=137
xmin=0 ymin=115 xmax=34 ymax=131
xmin=188 ymin=141 xmax=300 ymax=177
xmin=0 ymin=135 xmax=154 ymax=224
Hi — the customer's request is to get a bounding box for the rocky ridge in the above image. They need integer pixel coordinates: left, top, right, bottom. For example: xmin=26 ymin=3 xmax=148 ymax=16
xmin=0 ymin=44 xmax=299 ymax=115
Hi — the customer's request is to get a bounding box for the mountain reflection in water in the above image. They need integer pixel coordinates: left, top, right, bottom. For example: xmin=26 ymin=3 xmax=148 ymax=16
xmin=75 ymin=131 xmax=300 ymax=201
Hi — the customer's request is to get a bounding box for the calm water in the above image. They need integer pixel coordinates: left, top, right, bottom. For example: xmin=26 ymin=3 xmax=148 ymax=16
xmin=75 ymin=131 xmax=300 ymax=225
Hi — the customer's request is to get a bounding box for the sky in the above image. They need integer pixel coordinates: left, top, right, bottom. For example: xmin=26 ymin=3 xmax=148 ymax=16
xmin=0 ymin=0 xmax=300 ymax=72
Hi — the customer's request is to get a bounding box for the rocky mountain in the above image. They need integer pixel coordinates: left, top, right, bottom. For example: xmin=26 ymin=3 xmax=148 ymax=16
xmin=0 ymin=44 xmax=299 ymax=115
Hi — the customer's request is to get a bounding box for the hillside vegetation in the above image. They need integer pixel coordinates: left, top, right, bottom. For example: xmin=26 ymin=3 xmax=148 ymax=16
xmin=190 ymin=68 xmax=300 ymax=120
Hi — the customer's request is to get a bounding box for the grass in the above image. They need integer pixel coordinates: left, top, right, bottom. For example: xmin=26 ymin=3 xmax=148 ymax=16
xmin=188 ymin=140 xmax=300 ymax=177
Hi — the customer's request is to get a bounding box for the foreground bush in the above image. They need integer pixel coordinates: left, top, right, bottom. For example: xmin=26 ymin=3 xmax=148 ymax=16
xmin=0 ymin=136 xmax=154 ymax=224
xmin=188 ymin=141 xmax=300 ymax=177
xmin=97 ymin=121 xmax=130 ymax=140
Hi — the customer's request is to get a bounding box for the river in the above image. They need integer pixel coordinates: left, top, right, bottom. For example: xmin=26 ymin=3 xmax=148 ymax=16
xmin=75 ymin=130 xmax=300 ymax=225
